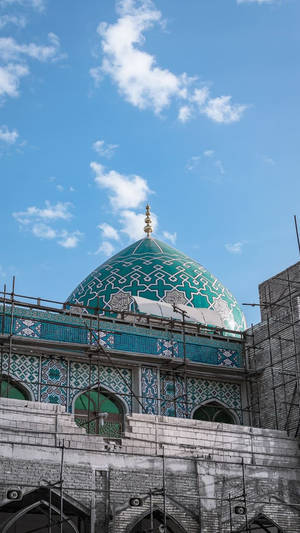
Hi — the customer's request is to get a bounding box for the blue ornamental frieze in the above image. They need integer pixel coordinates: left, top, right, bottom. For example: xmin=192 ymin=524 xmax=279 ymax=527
xmin=2 ymin=307 xmax=243 ymax=368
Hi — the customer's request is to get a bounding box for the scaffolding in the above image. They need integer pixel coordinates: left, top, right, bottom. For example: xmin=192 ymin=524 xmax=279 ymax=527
xmin=243 ymin=263 xmax=300 ymax=437
xmin=2 ymin=277 xmax=299 ymax=531
xmin=0 ymin=277 xmax=244 ymax=440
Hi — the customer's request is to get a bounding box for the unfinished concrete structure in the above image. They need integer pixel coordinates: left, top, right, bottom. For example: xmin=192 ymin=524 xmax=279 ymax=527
xmin=0 ymin=209 xmax=299 ymax=532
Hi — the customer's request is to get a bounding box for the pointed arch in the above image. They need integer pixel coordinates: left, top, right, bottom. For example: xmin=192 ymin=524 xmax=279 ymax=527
xmin=0 ymin=374 xmax=34 ymax=402
xmin=191 ymin=399 xmax=239 ymax=425
xmin=236 ymin=513 xmax=284 ymax=532
xmin=0 ymin=487 xmax=90 ymax=533
xmin=127 ymin=508 xmax=187 ymax=533
xmin=73 ymin=384 xmax=126 ymax=438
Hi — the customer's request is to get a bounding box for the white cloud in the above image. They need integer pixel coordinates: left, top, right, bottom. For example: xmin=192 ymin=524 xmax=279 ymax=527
xmin=0 ymin=0 xmax=45 ymax=11
xmin=93 ymin=139 xmax=118 ymax=158
xmin=58 ymin=230 xmax=83 ymax=249
xmin=89 ymin=66 xmax=102 ymax=87
xmin=13 ymin=201 xmax=73 ymax=225
xmin=0 ymin=124 xmax=18 ymax=143
xmin=178 ymin=105 xmax=192 ymax=123
xmin=163 ymin=230 xmax=176 ymax=244
xmin=98 ymin=222 xmax=120 ymax=241
xmin=0 ymin=63 xmax=28 ymax=99
xmin=32 ymin=223 xmax=56 ymax=239
xmin=56 ymin=184 xmax=64 ymax=192
xmin=203 ymin=96 xmax=246 ymax=124
xmin=225 ymin=242 xmax=245 ymax=254
xmin=215 ymin=159 xmax=225 ymax=175
xmin=13 ymin=201 xmax=82 ymax=249
xmin=0 ymin=33 xmax=62 ymax=63
xmin=186 ymin=155 xmax=201 ymax=172
xmin=93 ymin=0 xmax=246 ymax=124
xmin=91 ymin=161 xmax=151 ymax=210
xmin=97 ymin=0 xmax=182 ymax=114
xmin=96 ymin=240 xmax=115 ymax=257
xmin=203 ymin=149 xmax=214 ymax=157
xmin=120 ymin=209 xmax=158 ymax=241
xmin=0 ymin=15 xmax=27 ymax=28
xmin=0 ymin=33 xmax=64 ymax=104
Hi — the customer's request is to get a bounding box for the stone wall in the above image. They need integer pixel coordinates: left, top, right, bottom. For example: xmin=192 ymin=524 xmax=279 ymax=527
xmin=0 ymin=398 xmax=299 ymax=532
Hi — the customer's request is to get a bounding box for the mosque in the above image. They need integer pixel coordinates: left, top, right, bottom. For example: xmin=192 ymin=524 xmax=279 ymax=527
xmin=0 ymin=206 xmax=299 ymax=533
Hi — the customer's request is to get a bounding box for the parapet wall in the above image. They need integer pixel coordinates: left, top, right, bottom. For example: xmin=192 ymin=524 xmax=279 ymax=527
xmin=1 ymin=398 xmax=299 ymax=466
xmin=0 ymin=398 xmax=300 ymax=533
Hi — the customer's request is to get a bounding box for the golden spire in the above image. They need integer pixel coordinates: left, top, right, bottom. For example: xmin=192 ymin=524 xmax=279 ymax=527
xmin=144 ymin=204 xmax=153 ymax=238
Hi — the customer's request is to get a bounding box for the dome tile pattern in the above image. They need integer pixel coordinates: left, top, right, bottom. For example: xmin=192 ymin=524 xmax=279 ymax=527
xmin=67 ymin=238 xmax=246 ymax=331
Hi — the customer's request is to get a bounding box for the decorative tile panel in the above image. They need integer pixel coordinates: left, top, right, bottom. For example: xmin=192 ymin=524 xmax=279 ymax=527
xmin=187 ymin=377 xmax=242 ymax=422
xmin=157 ymin=339 xmax=179 ymax=358
xmin=1 ymin=352 xmax=39 ymax=400
xmin=40 ymin=358 xmax=67 ymax=405
xmin=160 ymin=373 xmax=186 ymax=418
xmin=217 ymin=348 xmax=239 ymax=367
xmin=69 ymin=363 xmax=132 ymax=412
xmin=89 ymin=330 xmax=114 ymax=348
xmin=14 ymin=319 xmax=41 ymax=338
xmin=141 ymin=367 xmax=158 ymax=414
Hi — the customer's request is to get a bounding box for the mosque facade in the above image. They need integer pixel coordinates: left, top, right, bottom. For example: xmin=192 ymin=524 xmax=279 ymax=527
xmin=0 ymin=207 xmax=299 ymax=533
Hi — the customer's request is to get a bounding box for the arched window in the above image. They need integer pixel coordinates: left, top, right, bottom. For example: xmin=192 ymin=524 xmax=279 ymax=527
xmin=129 ymin=510 xmax=186 ymax=533
xmin=0 ymin=378 xmax=30 ymax=401
xmin=193 ymin=401 xmax=236 ymax=425
xmin=74 ymin=388 xmax=124 ymax=438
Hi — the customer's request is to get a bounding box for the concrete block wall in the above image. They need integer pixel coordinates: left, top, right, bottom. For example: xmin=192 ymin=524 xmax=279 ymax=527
xmin=245 ymin=262 xmax=300 ymax=436
xmin=0 ymin=399 xmax=300 ymax=532
xmin=259 ymin=261 xmax=300 ymax=322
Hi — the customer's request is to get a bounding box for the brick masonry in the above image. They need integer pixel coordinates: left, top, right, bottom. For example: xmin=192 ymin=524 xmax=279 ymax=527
xmin=0 ymin=398 xmax=299 ymax=532
xmin=245 ymin=261 xmax=300 ymax=437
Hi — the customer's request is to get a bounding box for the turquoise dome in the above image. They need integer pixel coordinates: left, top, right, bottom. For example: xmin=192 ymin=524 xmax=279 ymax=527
xmin=67 ymin=237 xmax=246 ymax=332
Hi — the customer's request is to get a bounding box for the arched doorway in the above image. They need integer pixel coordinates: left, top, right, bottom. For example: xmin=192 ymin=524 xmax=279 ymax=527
xmin=129 ymin=509 xmax=186 ymax=533
xmin=193 ymin=401 xmax=237 ymax=424
xmin=74 ymin=387 xmax=124 ymax=438
xmin=236 ymin=514 xmax=284 ymax=532
xmin=0 ymin=377 xmax=31 ymax=401
xmin=0 ymin=487 xmax=89 ymax=533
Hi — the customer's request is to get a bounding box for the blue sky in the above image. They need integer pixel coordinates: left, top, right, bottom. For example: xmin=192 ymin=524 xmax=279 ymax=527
xmin=1 ymin=0 xmax=299 ymax=327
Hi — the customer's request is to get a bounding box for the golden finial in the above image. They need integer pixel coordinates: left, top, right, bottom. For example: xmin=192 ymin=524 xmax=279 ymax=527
xmin=144 ymin=204 xmax=152 ymax=238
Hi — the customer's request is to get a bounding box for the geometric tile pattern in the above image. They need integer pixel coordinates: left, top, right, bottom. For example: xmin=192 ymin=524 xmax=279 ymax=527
xmin=14 ymin=318 xmax=41 ymax=338
xmin=1 ymin=348 xmax=242 ymax=421
xmin=89 ymin=330 xmax=114 ymax=348
xmin=67 ymin=237 xmax=246 ymax=331
xmin=160 ymin=373 xmax=186 ymax=418
xmin=141 ymin=369 xmax=241 ymax=421
xmin=1 ymin=352 xmax=39 ymax=400
xmin=141 ymin=367 xmax=158 ymax=414
xmin=157 ymin=372 xmax=242 ymax=421
xmin=217 ymin=348 xmax=239 ymax=367
xmin=6 ymin=306 xmax=243 ymax=368
xmin=157 ymin=339 xmax=179 ymax=358
xmin=187 ymin=376 xmax=242 ymax=422
xmin=69 ymin=362 xmax=132 ymax=411
xmin=40 ymin=358 xmax=67 ymax=405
